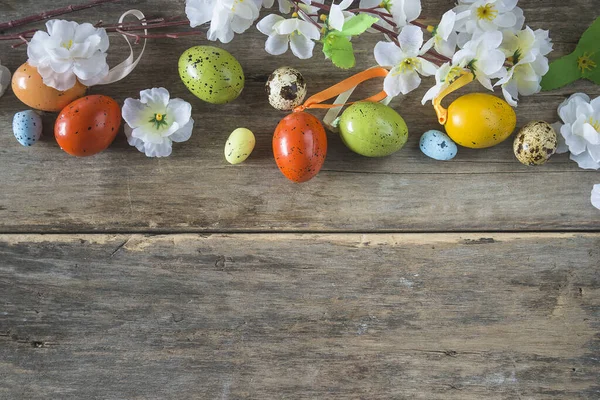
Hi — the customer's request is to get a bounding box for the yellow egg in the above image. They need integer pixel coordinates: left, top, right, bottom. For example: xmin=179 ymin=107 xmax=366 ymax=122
xmin=445 ymin=93 xmax=516 ymax=149
xmin=12 ymin=63 xmax=87 ymax=112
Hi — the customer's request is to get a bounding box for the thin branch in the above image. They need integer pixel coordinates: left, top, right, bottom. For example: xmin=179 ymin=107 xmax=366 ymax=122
xmin=0 ymin=0 xmax=121 ymax=31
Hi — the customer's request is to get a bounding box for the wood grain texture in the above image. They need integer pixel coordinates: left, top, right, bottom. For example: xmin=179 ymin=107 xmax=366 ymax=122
xmin=0 ymin=233 xmax=599 ymax=399
xmin=0 ymin=0 xmax=599 ymax=232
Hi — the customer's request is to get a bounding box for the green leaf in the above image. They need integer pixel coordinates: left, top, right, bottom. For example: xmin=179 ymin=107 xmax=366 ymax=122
xmin=541 ymin=52 xmax=582 ymax=91
xmin=323 ymin=33 xmax=355 ymax=69
xmin=585 ymin=52 xmax=600 ymax=84
xmin=575 ymin=16 xmax=600 ymax=53
xmin=340 ymin=14 xmax=378 ymax=36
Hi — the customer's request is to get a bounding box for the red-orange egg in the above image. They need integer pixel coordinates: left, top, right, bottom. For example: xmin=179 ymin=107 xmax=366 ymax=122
xmin=55 ymin=95 xmax=121 ymax=157
xmin=273 ymin=112 xmax=327 ymax=183
xmin=12 ymin=63 xmax=87 ymax=112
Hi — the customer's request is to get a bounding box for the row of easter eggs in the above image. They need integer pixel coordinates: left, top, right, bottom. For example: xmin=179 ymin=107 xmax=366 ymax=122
xmin=10 ymin=45 xmax=559 ymax=179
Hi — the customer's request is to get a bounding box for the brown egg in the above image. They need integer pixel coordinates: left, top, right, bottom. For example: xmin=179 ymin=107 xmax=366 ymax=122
xmin=11 ymin=63 xmax=87 ymax=112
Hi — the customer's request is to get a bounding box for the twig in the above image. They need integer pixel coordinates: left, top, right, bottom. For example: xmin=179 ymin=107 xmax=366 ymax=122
xmin=115 ymin=28 xmax=203 ymax=45
xmin=2 ymin=18 xmax=196 ymax=47
xmin=0 ymin=0 xmax=121 ymax=31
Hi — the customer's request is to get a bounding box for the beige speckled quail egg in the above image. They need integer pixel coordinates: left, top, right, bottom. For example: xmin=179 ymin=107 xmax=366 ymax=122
xmin=513 ymin=121 xmax=557 ymax=166
xmin=266 ymin=67 xmax=307 ymax=111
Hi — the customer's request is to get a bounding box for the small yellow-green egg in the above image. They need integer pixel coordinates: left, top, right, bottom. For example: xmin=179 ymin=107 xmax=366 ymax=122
xmin=225 ymin=128 xmax=255 ymax=164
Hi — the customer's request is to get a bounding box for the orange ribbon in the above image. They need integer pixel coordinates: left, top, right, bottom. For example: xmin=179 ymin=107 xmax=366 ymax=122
xmin=293 ymin=67 xmax=389 ymax=113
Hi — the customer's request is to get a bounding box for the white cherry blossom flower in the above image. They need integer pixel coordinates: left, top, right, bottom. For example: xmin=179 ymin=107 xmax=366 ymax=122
xmin=329 ymin=0 xmax=355 ymax=31
xmin=257 ymin=15 xmax=320 ymax=59
xmin=186 ymin=0 xmax=260 ymax=43
xmin=0 ymin=58 xmax=10 ymax=98
xmin=375 ymin=25 xmax=437 ymax=96
xmin=452 ymin=30 xmax=506 ymax=90
xmin=27 ymin=19 xmax=109 ymax=91
xmin=496 ymin=27 xmax=552 ymax=106
xmin=454 ymin=0 xmax=524 ymax=33
xmin=554 ymin=93 xmax=600 ymax=170
xmin=421 ymin=62 xmax=468 ymax=104
xmin=359 ymin=0 xmax=421 ymax=30
xmin=454 ymin=0 xmax=524 ymax=47
xmin=424 ymin=10 xmax=468 ymax=58
xmin=122 ymin=88 xmax=194 ymax=158
xmin=592 ymin=184 xmax=600 ymax=210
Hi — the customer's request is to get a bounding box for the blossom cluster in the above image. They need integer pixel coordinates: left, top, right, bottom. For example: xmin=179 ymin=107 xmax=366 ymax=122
xmin=185 ymin=0 xmax=552 ymax=107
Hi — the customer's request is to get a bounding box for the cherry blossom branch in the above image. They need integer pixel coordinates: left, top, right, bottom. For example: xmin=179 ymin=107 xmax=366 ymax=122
xmin=0 ymin=0 xmax=121 ymax=31
xmin=2 ymin=17 xmax=200 ymax=48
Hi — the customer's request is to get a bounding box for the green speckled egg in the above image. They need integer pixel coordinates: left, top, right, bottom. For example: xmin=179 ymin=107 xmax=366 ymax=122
xmin=178 ymin=46 xmax=244 ymax=104
xmin=339 ymin=102 xmax=408 ymax=157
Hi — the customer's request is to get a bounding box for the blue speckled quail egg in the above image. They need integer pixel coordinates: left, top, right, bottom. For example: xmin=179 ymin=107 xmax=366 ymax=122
xmin=266 ymin=67 xmax=307 ymax=111
xmin=13 ymin=110 xmax=42 ymax=147
xmin=420 ymin=130 xmax=458 ymax=161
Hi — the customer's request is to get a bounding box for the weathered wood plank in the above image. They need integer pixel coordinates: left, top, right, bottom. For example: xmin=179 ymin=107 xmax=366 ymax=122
xmin=0 ymin=0 xmax=599 ymax=232
xmin=0 ymin=233 xmax=599 ymax=399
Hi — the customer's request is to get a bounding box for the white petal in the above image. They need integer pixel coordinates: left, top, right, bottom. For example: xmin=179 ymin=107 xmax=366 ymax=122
xmin=477 ymin=49 xmax=505 ymax=76
xmin=38 ymin=66 xmax=76 ymax=91
xmin=437 ymin=10 xmax=456 ymax=40
xmin=416 ymin=58 xmax=437 ymax=76
xmin=265 ymin=34 xmax=289 ymax=55
xmin=140 ymin=87 xmax=170 ymax=111
xmin=570 ymin=151 xmax=600 ymax=170
xmin=558 ymin=93 xmax=590 ymax=124
xmin=374 ymin=41 xmax=404 ymax=67
xmin=494 ymin=11 xmax=517 ymax=28
xmin=122 ymin=98 xmax=151 ymax=128
xmin=421 ymin=83 xmax=443 ymax=105
xmin=166 ymin=98 xmax=193 ymax=129
xmin=290 ymin=34 xmax=315 ymax=59
xmin=565 ymin=127 xmax=587 ymax=155
xmin=399 ymin=25 xmax=423 ymax=57
xmin=276 ymin=18 xmax=300 ymax=35
xmin=591 ymin=184 xmax=600 ymax=210
xmin=144 ymin=139 xmax=173 ymax=158
xmin=297 ymin=20 xmax=321 ymax=40
xmin=257 ymin=14 xmax=284 ymax=34
xmin=554 ymin=122 xmax=568 ymax=154
xmin=186 ymin=0 xmax=215 ymax=27
xmin=385 ymin=68 xmax=421 ymax=96
xmin=278 ymin=0 xmax=292 ymax=13
xmin=171 ymin=118 xmax=195 ymax=143
xmin=477 ymin=75 xmax=494 ymax=91
xmin=329 ymin=4 xmax=346 ymax=31
xmin=403 ymin=0 xmax=422 ymax=22
xmin=582 ymin=123 xmax=600 ymax=145
xmin=125 ymin=125 xmax=147 ymax=153
xmin=72 ymin=52 xmax=108 ymax=80
xmin=47 ymin=20 xmax=77 ymax=40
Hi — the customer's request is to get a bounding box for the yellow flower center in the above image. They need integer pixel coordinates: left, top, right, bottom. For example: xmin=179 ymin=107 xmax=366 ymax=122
xmin=577 ymin=53 xmax=597 ymax=74
xmin=396 ymin=57 xmax=420 ymax=74
xmin=445 ymin=66 xmax=465 ymax=84
xmin=476 ymin=4 xmax=498 ymax=21
xmin=588 ymin=117 xmax=600 ymax=132
xmin=61 ymin=39 xmax=74 ymax=50
xmin=155 ymin=113 xmax=164 ymax=122
xmin=292 ymin=12 xmax=299 ymax=18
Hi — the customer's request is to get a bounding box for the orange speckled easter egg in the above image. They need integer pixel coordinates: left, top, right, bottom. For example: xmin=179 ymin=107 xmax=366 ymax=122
xmin=273 ymin=112 xmax=327 ymax=183
xmin=12 ymin=63 xmax=87 ymax=112
xmin=55 ymin=95 xmax=121 ymax=157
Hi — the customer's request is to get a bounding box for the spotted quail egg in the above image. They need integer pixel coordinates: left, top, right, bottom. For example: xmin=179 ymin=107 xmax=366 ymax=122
xmin=513 ymin=121 xmax=557 ymax=166
xmin=266 ymin=67 xmax=307 ymax=111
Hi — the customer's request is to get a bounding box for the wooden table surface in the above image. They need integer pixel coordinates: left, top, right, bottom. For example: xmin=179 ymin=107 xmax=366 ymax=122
xmin=0 ymin=0 xmax=599 ymax=398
